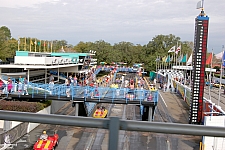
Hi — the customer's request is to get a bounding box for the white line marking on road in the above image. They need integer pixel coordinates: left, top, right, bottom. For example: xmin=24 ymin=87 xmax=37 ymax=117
xmin=159 ymin=92 xmax=168 ymax=107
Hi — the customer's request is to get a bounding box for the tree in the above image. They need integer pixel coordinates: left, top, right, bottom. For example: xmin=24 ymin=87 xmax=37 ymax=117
xmin=0 ymin=26 xmax=11 ymax=43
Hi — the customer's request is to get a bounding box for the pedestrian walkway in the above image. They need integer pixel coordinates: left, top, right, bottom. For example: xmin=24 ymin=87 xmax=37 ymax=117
xmin=158 ymin=87 xmax=189 ymax=124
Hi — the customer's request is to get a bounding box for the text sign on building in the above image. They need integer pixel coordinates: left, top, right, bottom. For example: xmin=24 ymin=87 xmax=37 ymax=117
xmin=189 ymin=13 xmax=209 ymax=124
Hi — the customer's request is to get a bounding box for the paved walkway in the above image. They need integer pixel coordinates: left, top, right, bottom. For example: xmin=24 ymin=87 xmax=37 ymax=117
xmin=156 ymin=87 xmax=201 ymax=150
xmin=158 ymin=88 xmax=190 ymax=124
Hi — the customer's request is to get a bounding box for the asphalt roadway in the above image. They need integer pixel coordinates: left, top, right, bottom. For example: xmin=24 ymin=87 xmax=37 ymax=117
xmin=9 ymin=89 xmax=202 ymax=150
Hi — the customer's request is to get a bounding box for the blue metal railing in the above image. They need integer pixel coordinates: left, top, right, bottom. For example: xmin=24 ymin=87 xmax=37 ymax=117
xmin=1 ymin=83 xmax=158 ymax=116
xmin=1 ymin=83 xmax=158 ymax=103
xmin=94 ymin=66 xmax=138 ymax=74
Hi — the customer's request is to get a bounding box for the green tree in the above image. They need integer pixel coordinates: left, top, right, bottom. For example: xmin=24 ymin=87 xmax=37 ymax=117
xmin=0 ymin=26 xmax=11 ymax=43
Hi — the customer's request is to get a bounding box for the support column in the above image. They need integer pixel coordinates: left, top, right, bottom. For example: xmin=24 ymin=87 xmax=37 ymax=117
xmin=148 ymin=106 xmax=152 ymax=122
xmin=67 ymin=72 xmax=68 ymax=78
xmin=75 ymin=103 xmax=79 ymax=116
xmin=108 ymin=117 xmax=119 ymax=150
xmin=27 ymin=69 xmax=30 ymax=82
xmin=45 ymin=69 xmax=47 ymax=84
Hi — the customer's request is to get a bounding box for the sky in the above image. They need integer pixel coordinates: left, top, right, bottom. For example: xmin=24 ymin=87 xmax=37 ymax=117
xmin=0 ymin=0 xmax=224 ymax=54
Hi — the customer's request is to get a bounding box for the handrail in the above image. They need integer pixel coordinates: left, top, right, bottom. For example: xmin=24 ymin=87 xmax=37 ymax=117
xmin=0 ymin=110 xmax=225 ymax=150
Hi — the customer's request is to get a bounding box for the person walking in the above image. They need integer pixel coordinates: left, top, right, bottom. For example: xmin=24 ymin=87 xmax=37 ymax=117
xmin=0 ymin=78 xmax=6 ymax=94
xmin=49 ymin=80 xmax=54 ymax=95
xmin=65 ymin=77 xmax=71 ymax=97
xmin=7 ymin=78 xmax=13 ymax=93
xmin=49 ymin=74 xmax=54 ymax=83
xmin=23 ymin=77 xmax=29 ymax=95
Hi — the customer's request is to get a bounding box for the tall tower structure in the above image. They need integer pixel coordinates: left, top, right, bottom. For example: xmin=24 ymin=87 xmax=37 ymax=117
xmin=189 ymin=6 xmax=209 ymax=124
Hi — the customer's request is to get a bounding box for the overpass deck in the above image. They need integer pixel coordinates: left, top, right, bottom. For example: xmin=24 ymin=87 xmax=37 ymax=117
xmin=2 ymin=84 xmax=158 ymax=105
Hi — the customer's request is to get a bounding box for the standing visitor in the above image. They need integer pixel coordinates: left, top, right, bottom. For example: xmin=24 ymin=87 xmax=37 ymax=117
xmin=49 ymin=80 xmax=54 ymax=95
xmin=65 ymin=77 xmax=71 ymax=97
xmin=73 ymin=76 xmax=77 ymax=86
xmin=0 ymin=78 xmax=6 ymax=94
xmin=23 ymin=77 xmax=29 ymax=95
xmin=7 ymin=78 xmax=13 ymax=93
xmin=18 ymin=81 xmax=23 ymax=94
xmin=19 ymin=76 xmax=24 ymax=83
xmin=163 ymin=83 xmax=166 ymax=92
xmin=49 ymin=74 xmax=54 ymax=83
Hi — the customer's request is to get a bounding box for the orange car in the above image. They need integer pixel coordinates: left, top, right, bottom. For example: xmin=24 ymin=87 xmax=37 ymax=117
xmin=33 ymin=133 xmax=59 ymax=150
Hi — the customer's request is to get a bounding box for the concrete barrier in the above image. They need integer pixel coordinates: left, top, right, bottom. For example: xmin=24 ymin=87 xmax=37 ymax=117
xmin=0 ymin=105 xmax=51 ymax=149
xmin=27 ymin=106 xmax=51 ymax=133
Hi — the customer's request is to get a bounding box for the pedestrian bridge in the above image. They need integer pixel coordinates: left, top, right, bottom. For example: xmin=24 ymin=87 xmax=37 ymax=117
xmin=0 ymin=66 xmax=154 ymax=119
xmin=1 ymin=83 xmax=158 ymax=120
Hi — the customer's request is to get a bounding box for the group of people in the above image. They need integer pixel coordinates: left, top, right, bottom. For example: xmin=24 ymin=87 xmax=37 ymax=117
xmin=0 ymin=76 xmax=29 ymax=95
xmin=0 ymin=77 xmax=12 ymax=94
xmin=95 ymin=106 xmax=106 ymax=115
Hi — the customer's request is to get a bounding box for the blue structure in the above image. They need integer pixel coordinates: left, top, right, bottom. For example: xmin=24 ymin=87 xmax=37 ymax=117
xmin=2 ymin=82 xmax=158 ymax=119
xmin=1 ymin=65 xmax=158 ymax=120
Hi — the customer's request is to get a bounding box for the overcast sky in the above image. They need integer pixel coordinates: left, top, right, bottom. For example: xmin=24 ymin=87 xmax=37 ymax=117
xmin=0 ymin=0 xmax=224 ymax=54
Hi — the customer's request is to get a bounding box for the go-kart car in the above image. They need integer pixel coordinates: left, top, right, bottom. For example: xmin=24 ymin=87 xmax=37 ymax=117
xmin=93 ymin=108 xmax=108 ymax=118
xmin=110 ymin=84 xmax=118 ymax=88
xmin=214 ymin=83 xmax=224 ymax=88
xmin=33 ymin=133 xmax=59 ymax=150
xmin=149 ymin=84 xmax=157 ymax=91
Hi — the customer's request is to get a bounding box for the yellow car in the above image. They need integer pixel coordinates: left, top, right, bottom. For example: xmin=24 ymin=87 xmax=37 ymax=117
xmin=214 ymin=83 xmax=224 ymax=88
xmin=149 ymin=84 xmax=157 ymax=91
xmin=110 ymin=84 xmax=118 ymax=88
xmin=93 ymin=107 xmax=108 ymax=118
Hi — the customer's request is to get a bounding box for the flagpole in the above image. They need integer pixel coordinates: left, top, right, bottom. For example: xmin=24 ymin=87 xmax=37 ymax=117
xmin=218 ymin=46 xmax=224 ymax=106
xmin=51 ymin=41 xmax=53 ymax=53
xmin=160 ymin=60 xmax=162 ymax=70
xmin=44 ymin=41 xmax=46 ymax=52
xmin=18 ymin=37 xmax=20 ymax=51
xmin=165 ymin=55 xmax=168 ymax=70
xmin=176 ymin=42 xmax=178 ymax=71
xmin=179 ymin=43 xmax=182 ymax=66
xmin=24 ymin=37 xmax=26 ymax=51
xmin=39 ymin=40 xmax=41 ymax=52
xmin=30 ymin=38 xmax=31 ymax=52
xmin=35 ymin=39 xmax=37 ymax=52
xmin=47 ymin=41 xmax=50 ymax=52
xmin=209 ymin=49 xmax=213 ymax=100
xmin=184 ymin=53 xmax=188 ymax=84
xmin=169 ymin=55 xmax=170 ymax=69
xmin=174 ymin=51 xmax=175 ymax=68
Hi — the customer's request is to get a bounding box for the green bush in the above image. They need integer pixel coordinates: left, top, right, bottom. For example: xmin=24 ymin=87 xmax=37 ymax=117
xmin=0 ymin=100 xmax=51 ymax=112
xmin=41 ymin=100 xmax=52 ymax=108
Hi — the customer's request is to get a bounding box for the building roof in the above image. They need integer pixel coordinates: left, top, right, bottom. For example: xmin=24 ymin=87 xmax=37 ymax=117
xmin=0 ymin=64 xmax=79 ymax=69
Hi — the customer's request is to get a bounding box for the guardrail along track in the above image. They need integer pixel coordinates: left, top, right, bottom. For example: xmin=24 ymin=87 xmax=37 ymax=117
xmin=12 ymin=101 xmax=76 ymax=150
